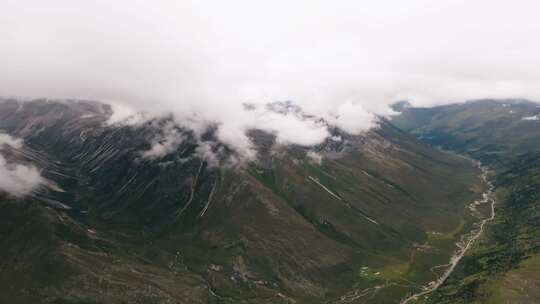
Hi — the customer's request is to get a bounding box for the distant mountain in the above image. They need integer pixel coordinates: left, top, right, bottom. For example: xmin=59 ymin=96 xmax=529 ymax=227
xmin=0 ymin=99 xmax=483 ymax=304
xmin=392 ymin=99 xmax=540 ymax=163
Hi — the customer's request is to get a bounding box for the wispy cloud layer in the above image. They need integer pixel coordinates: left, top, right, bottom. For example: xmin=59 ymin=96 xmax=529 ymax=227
xmin=1 ymin=0 xmax=540 ymax=153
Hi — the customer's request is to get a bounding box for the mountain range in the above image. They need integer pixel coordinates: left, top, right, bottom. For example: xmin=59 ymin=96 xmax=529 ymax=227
xmin=1 ymin=98 xmax=539 ymax=303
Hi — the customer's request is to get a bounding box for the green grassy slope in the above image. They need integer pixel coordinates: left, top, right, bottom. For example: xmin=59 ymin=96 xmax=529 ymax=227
xmin=0 ymin=99 xmax=484 ymax=303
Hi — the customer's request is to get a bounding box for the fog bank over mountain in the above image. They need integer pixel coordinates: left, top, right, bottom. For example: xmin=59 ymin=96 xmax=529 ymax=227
xmin=2 ymin=0 xmax=540 ymax=151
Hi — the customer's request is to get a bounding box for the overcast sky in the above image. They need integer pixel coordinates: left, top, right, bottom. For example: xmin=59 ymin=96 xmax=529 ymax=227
xmin=1 ymin=0 xmax=540 ymax=153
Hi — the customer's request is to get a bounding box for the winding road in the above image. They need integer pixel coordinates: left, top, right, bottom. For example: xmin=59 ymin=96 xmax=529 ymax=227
xmin=400 ymin=165 xmax=496 ymax=304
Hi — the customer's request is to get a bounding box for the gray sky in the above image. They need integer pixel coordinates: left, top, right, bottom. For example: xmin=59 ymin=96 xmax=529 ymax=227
xmin=1 ymin=0 xmax=540 ymax=153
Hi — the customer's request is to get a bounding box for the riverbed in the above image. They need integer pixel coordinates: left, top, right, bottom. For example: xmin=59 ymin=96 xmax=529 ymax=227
xmin=400 ymin=165 xmax=496 ymax=304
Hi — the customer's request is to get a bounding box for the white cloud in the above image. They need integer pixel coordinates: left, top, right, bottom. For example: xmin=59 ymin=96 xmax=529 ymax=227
xmin=106 ymin=103 xmax=151 ymax=126
xmin=195 ymin=142 xmax=221 ymax=168
xmin=0 ymin=155 xmax=43 ymax=197
xmin=0 ymin=133 xmax=43 ymax=196
xmin=307 ymin=151 xmax=323 ymax=165
xmin=264 ymin=113 xmax=329 ymax=146
xmin=522 ymin=115 xmax=540 ymax=121
xmin=249 ymin=105 xmax=330 ymax=146
xmin=0 ymin=133 xmax=23 ymax=149
xmin=329 ymin=102 xmax=378 ymax=135
xmin=140 ymin=121 xmax=186 ymax=159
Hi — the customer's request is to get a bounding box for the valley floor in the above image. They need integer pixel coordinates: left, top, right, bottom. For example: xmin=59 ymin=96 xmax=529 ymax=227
xmin=401 ymin=166 xmax=495 ymax=303
xmin=328 ymin=164 xmax=494 ymax=304
xmin=412 ymin=154 xmax=540 ymax=304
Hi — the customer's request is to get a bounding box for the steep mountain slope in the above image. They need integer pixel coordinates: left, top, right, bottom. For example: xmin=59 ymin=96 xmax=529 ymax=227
xmin=0 ymin=99 xmax=484 ymax=303
xmin=392 ymin=99 xmax=540 ymax=303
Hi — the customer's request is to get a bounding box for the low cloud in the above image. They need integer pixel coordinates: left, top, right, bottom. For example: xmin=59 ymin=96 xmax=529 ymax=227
xmin=140 ymin=121 xmax=187 ymax=160
xmin=329 ymin=102 xmax=378 ymax=135
xmin=522 ymin=115 xmax=540 ymax=121
xmin=1 ymin=1 xmax=540 ymax=158
xmin=307 ymin=151 xmax=323 ymax=165
xmin=0 ymin=133 xmax=44 ymax=196
xmin=0 ymin=133 xmax=22 ymax=149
